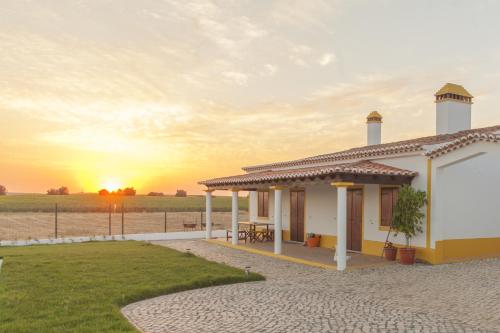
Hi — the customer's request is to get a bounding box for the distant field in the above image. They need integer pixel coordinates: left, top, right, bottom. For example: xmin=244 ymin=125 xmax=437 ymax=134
xmin=0 ymin=194 xmax=248 ymax=212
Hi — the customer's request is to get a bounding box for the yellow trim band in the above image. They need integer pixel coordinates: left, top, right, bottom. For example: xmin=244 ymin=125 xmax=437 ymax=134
xmin=331 ymin=182 xmax=355 ymax=187
xmin=269 ymin=185 xmax=287 ymax=190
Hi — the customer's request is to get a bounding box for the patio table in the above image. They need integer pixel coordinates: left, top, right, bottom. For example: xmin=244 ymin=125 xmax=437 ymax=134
xmin=238 ymin=221 xmax=274 ymax=243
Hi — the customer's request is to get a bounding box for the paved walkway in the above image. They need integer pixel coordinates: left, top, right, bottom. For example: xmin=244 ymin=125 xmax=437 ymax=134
xmin=122 ymin=240 xmax=500 ymax=333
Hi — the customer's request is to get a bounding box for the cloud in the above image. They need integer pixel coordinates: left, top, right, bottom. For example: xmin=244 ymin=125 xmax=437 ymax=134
xmin=222 ymin=71 xmax=249 ymax=86
xmin=259 ymin=64 xmax=277 ymax=77
xmin=319 ymin=53 xmax=336 ymax=66
xmin=289 ymin=44 xmax=313 ymax=67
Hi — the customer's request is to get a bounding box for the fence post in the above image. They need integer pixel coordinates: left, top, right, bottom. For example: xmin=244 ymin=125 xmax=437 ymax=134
xmin=108 ymin=204 xmax=111 ymax=236
xmin=121 ymin=203 xmax=124 ymax=235
xmin=164 ymin=210 xmax=167 ymax=233
xmin=55 ymin=203 xmax=58 ymax=239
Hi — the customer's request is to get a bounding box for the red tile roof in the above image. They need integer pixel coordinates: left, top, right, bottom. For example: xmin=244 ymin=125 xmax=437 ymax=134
xmin=426 ymin=132 xmax=500 ymax=158
xmin=243 ymin=125 xmax=500 ymax=172
xmin=200 ymin=160 xmax=417 ymax=187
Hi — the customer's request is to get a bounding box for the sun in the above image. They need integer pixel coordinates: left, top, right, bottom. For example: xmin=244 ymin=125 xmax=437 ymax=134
xmin=101 ymin=180 xmax=122 ymax=192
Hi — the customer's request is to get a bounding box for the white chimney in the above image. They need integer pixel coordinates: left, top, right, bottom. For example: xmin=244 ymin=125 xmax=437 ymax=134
xmin=435 ymin=83 xmax=473 ymax=135
xmin=366 ymin=111 xmax=382 ymax=145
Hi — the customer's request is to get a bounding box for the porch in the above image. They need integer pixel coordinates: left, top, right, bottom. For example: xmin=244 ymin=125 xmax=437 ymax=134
xmin=209 ymin=238 xmax=391 ymax=270
xmin=200 ymin=160 xmax=418 ymax=271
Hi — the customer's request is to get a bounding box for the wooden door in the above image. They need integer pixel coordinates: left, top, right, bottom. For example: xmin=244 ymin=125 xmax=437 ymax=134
xmin=346 ymin=189 xmax=363 ymax=251
xmin=290 ymin=190 xmax=305 ymax=242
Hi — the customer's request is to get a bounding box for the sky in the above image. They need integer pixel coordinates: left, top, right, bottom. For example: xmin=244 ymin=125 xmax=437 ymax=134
xmin=1 ymin=0 xmax=500 ymax=194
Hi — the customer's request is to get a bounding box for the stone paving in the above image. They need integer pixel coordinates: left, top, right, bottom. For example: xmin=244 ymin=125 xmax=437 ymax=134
xmin=122 ymin=240 xmax=500 ymax=333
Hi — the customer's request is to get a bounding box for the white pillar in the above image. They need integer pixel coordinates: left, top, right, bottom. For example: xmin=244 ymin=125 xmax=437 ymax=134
xmin=271 ymin=186 xmax=284 ymax=255
xmin=231 ymin=190 xmax=239 ymax=245
xmin=205 ymin=190 xmax=213 ymax=240
xmin=332 ymin=182 xmax=353 ymax=271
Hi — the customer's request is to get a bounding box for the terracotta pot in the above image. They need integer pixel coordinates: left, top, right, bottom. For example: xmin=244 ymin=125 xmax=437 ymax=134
xmin=306 ymin=236 xmax=321 ymax=248
xmin=399 ymin=247 xmax=416 ymax=265
xmin=383 ymin=246 xmax=398 ymax=261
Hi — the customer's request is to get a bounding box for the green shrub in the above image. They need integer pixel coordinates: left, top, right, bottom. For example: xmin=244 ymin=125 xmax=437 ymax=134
xmin=392 ymin=185 xmax=426 ymax=247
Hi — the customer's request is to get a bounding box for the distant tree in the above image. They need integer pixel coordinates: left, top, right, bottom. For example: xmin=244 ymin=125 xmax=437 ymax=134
xmin=47 ymin=186 xmax=69 ymax=195
xmin=58 ymin=186 xmax=69 ymax=195
xmin=175 ymin=189 xmax=187 ymax=197
xmin=98 ymin=189 xmax=109 ymax=196
xmin=122 ymin=187 xmax=136 ymax=196
xmin=147 ymin=192 xmax=164 ymax=196
xmin=0 ymin=185 xmax=6 ymax=195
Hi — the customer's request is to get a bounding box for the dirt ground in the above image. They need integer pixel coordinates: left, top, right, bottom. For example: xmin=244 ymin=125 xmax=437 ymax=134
xmin=0 ymin=211 xmax=249 ymax=241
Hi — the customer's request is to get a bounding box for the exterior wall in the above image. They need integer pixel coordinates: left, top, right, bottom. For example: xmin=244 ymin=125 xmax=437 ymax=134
xmin=436 ymin=100 xmax=471 ymax=135
xmin=304 ymin=184 xmax=337 ymax=235
xmin=370 ymin=154 xmax=428 ymax=249
xmin=431 ymin=141 xmax=500 ymax=261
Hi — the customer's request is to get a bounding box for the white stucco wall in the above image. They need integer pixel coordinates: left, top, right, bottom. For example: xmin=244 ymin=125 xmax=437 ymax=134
xmin=304 ymin=184 xmax=337 ymax=236
xmin=432 ymin=142 xmax=500 ymax=242
xmin=368 ymin=154 xmax=428 ymax=248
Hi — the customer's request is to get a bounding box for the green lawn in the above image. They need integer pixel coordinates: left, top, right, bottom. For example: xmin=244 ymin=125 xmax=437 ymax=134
xmin=0 ymin=241 xmax=263 ymax=333
xmin=0 ymin=193 xmax=248 ymax=212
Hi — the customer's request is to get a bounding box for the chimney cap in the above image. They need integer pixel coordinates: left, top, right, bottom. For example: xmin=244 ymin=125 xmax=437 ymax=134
xmin=367 ymin=111 xmax=382 ymax=123
xmin=435 ymin=83 xmax=473 ymax=98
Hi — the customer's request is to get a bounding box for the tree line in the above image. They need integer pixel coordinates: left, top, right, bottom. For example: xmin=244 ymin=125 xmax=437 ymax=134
xmin=0 ymin=184 xmax=189 ymax=197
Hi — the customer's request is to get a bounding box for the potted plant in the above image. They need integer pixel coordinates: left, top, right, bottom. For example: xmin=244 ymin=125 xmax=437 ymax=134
xmin=305 ymin=233 xmax=321 ymax=247
xmin=383 ymin=242 xmax=398 ymax=261
xmin=391 ymin=185 xmax=426 ymax=265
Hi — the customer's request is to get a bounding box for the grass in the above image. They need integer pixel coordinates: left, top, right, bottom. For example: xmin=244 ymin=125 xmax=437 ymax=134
xmin=0 ymin=193 xmax=248 ymax=212
xmin=0 ymin=241 xmax=263 ymax=333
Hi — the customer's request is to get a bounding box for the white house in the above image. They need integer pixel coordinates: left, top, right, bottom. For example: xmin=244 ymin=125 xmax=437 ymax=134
xmin=200 ymin=83 xmax=500 ymax=269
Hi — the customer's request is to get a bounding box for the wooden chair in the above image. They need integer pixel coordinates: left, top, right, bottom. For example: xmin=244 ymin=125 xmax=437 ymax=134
xmin=226 ymin=229 xmax=247 ymax=243
xmin=254 ymin=226 xmax=274 ymax=242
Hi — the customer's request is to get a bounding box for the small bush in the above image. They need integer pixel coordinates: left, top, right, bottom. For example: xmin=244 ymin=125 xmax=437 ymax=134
xmin=175 ymin=189 xmax=187 ymax=197
xmin=122 ymin=187 xmax=136 ymax=196
xmin=147 ymin=192 xmax=164 ymax=196
xmin=47 ymin=186 xmax=69 ymax=195
xmin=0 ymin=185 xmax=6 ymax=195
xmin=98 ymin=189 xmax=109 ymax=196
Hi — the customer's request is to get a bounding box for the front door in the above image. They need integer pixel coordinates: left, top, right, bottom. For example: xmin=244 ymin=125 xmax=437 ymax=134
xmin=346 ymin=188 xmax=363 ymax=252
xmin=290 ymin=190 xmax=305 ymax=242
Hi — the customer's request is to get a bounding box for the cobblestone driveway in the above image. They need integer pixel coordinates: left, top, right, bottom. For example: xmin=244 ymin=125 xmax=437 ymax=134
xmin=122 ymin=240 xmax=500 ymax=333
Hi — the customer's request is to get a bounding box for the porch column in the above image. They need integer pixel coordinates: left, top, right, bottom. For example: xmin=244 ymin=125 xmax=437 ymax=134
xmin=271 ymin=186 xmax=285 ymax=255
xmin=332 ymin=182 xmax=354 ymax=271
xmin=205 ymin=190 xmax=213 ymax=240
xmin=231 ymin=189 xmax=239 ymax=245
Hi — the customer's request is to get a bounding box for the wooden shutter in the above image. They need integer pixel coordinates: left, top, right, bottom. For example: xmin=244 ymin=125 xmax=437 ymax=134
xmin=380 ymin=187 xmax=399 ymax=227
xmin=381 ymin=188 xmax=393 ymax=227
xmin=263 ymin=192 xmax=268 ymax=217
xmin=258 ymin=191 xmax=269 ymax=217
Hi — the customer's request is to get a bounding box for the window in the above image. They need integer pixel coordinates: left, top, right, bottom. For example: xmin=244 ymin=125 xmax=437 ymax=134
xmin=380 ymin=187 xmax=399 ymax=227
xmin=257 ymin=191 xmax=269 ymax=218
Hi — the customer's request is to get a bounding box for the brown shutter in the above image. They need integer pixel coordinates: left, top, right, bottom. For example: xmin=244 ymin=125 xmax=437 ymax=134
xmin=381 ymin=187 xmax=399 ymax=227
xmin=381 ymin=188 xmax=392 ymax=227
xmin=258 ymin=192 xmax=263 ymax=217
xmin=258 ymin=191 xmax=269 ymax=217
xmin=263 ymin=192 xmax=269 ymax=217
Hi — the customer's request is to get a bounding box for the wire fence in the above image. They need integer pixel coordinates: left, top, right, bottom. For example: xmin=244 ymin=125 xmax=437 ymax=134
xmin=0 ymin=204 xmax=248 ymax=241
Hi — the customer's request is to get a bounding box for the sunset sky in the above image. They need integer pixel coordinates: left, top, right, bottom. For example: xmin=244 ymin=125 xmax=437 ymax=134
xmin=1 ymin=1 xmax=500 ymax=194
